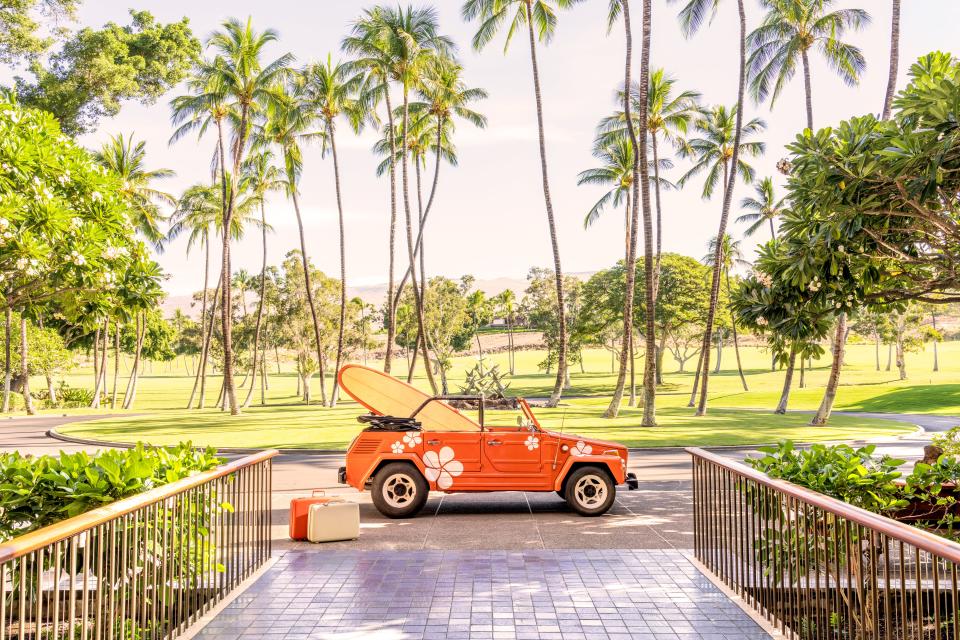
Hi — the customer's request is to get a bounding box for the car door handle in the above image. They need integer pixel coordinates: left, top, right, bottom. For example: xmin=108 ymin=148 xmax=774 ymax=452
xmin=426 ymin=439 xmax=441 ymax=446
xmin=487 ymin=440 xmax=503 ymax=446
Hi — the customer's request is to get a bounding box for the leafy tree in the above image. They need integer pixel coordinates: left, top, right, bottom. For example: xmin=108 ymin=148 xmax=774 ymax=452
xmin=774 ymin=53 xmax=960 ymax=422
xmin=522 ymin=268 xmax=584 ymax=387
xmin=121 ymin=309 xmax=176 ymax=363
xmin=0 ymin=101 xmax=142 ymax=314
xmin=702 ymin=234 xmax=749 ymax=390
xmin=0 ymin=0 xmax=78 ymax=65
xmin=396 ymin=276 xmax=470 ymax=394
xmin=746 ymin=0 xmax=870 ymax=130
xmin=463 ymin=0 xmax=582 ymax=408
xmin=2 ymin=312 xmax=71 ymax=408
xmin=16 ymin=10 xmax=200 ymax=135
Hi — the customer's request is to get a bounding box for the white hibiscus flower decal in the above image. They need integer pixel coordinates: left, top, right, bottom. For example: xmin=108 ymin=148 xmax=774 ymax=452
xmin=525 ymin=435 xmax=539 ymax=451
xmin=403 ymin=432 xmax=422 ymax=448
xmin=390 ymin=441 xmax=405 ymax=454
xmin=422 ymin=446 xmax=463 ymax=490
xmin=572 ymin=441 xmax=593 ymax=457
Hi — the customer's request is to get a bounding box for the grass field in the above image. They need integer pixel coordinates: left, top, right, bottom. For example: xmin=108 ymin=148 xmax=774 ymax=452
xmin=29 ymin=337 xmax=958 ymax=449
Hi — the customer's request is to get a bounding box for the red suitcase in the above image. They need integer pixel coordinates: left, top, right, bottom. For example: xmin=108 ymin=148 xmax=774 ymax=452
xmin=289 ymin=491 xmax=343 ymax=540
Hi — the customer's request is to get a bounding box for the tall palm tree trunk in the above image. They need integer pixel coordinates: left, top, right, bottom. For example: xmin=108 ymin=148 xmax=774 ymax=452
xmin=216 ymin=119 xmax=240 ymax=416
xmin=91 ymin=319 xmax=108 ymax=408
xmin=2 ymin=308 xmax=11 ymax=412
xmin=651 ymin=133 xmax=664 ymax=296
xmin=811 ymin=313 xmax=847 ymax=425
xmin=637 ymin=0 xmax=657 ymax=426
xmin=187 ymin=232 xmax=212 ymax=408
xmin=523 ymin=0 xmax=566 ymax=408
xmin=932 ymin=311 xmax=939 ymax=372
xmin=19 ymin=314 xmax=34 ymax=415
xmin=882 ymin=0 xmax=901 ymax=120
xmin=725 ymin=269 xmax=748 ymax=391
xmin=400 ymin=85 xmax=439 ymax=394
xmin=243 ymin=203 xmax=269 ymax=408
xmin=800 ymin=49 xmax=814 ymax=131
xmin=111 ymin=328 xmax=120 ymax=409
xmin=329 ymin=122 xmax=348 ymax=407
xmin=774 ymin=345 xmax=796 ymax=414
xmin=196 ymin=276 xmax=221 ymax=410
xmin=604 ymin=0 xmax=641 ymax=419
xmin=383 ymin=91 xmax=399 ymax=374
xmin=291 ymin=188 xmax=329 ymax=406
xmin=697 ymin=0 xmax=747 ymax=416
xmin=123 ymin=313 xmax=145 ymax=409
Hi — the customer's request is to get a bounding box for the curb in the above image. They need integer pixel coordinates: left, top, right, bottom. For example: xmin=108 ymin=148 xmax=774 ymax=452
xmin=47 ymin=419 xmax=926 ymax=456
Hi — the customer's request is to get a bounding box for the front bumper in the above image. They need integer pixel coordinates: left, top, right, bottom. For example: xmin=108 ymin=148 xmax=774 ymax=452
xmin=337 ymin=466 xmax=347 ymax=485
xmin=625 ymin=472 xmax=639 ymax=490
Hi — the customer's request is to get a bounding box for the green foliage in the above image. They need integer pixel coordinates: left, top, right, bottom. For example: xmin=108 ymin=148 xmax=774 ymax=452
xmin=523 ymin=267 xmax=584 ymax=373
xmin=0 ymin=0 xmax=78 ymax=64
xmin=0 ymin=100 xmax=151 ymax=318
xmin=932 ymin=427 xmax=960 ymax=458
xmin=16 ymin=10 xmax=201 ymax=135
xmin=747 ymin=441 xmax=907 ymax=513
xmin=0 ymin=442 xmax=222 ymax=541
xmin=3 ymin=312 xmax=71 ymax=378
xmin=773 ymin=52 xmax=960 ymax=310
xmin=121 ymin=309 xmax=176 ymax=362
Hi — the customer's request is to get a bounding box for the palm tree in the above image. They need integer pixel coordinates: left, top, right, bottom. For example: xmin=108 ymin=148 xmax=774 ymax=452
xmin=882 ymin=0 xmax=901 ymax=119
xmin=671 ymin=0 xmax=751 ymax=417
xmin=302 ymin=56 xmax=367 ymax=406
xmin=703 ymin=233 xmax=750 ymax=391
xmin=737 ymin=177 xmax=785 ymax=240
xmin=240 ymin=151 xmax=283 ymax=408
xmin=204 ymin=17 xmax=293 ymax=415
xmin=302 ymin=56 xmax=371 ymax=402
xmin=256 ymin=83 xmax=330 ymax=405
xmin=463 ymin=0 xmax=581 ymax=407
xmin=678 ymin=105 xmax=765 ymax=412
xmin=342 ymin=7 xmax=403 ymax=375
xmin=678 ymin=106 xmax=765 ymax=198
xmin=578 ymin=136 xmax=673 ymax=253
xmin=168 ymin=184 xmax=220 ymax=409
xmin=405 ymin=59 xmax=487 ymax=291
xmin=95 ymin=134 xmax=175 ymax=252
xmin=598 ymin=70 xmax=701 ymax=274
xmin=747 ymin=0 xmax=870 ymax=130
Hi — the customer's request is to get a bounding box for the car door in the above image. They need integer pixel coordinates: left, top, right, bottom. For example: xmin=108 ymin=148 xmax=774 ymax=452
xmin=481 ymin=427 xmax=547 ymax=490
xmin=421 ymin=430 xmax=484 ymax=490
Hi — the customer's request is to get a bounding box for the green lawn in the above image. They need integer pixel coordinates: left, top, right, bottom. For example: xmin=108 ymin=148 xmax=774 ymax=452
xmin=37 ymin=338 xmax=956 ymax=450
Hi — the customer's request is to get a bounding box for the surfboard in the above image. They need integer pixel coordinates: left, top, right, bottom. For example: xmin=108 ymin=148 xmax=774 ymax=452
xmin=338 ymin=364 xmax=480 ymax=432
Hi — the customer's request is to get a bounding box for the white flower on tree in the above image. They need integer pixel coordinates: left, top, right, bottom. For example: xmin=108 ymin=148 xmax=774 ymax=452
xmin=422 ymin=446 xmax=463 ymax=490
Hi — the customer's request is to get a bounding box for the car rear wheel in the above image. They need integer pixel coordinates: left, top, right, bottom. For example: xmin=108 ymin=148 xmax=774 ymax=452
xmin=564 ymin=466 xmax=616 ymax=517
xmin=371 ymin=462 xmax=429 ymax=519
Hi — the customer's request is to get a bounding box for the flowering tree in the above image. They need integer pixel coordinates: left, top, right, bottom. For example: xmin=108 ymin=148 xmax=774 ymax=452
xmin=0 ymin=100 xmax=152 ymax=413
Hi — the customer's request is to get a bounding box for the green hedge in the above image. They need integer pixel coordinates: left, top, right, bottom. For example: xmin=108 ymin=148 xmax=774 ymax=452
xmin=0 ymin=442 xmax=222 ymax=542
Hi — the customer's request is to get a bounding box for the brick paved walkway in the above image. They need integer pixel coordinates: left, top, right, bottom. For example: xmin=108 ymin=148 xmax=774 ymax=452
xmin=197 ymin=549 xmax=770 ymax=640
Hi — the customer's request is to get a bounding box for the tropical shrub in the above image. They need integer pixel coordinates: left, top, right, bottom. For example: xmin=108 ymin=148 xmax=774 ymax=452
xmin=0 ymin=442 xmax=222 ymax=541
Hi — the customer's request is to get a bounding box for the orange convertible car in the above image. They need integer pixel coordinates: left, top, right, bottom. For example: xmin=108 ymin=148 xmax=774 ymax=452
xmin=336 ymin=365 xmax=638 ymax=518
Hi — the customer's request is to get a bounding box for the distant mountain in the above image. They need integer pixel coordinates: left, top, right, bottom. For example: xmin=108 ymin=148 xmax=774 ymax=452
xmin=161 ymin=271 xmax=597 ymax=319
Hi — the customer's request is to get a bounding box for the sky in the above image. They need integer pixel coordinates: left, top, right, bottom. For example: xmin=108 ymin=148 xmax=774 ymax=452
xmin=15 ymin=1 xmax=960 ymax=296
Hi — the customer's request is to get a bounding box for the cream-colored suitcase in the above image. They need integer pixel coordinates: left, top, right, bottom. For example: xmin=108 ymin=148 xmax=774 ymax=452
xmin=306 ymin=501 xmax=360 ymax=543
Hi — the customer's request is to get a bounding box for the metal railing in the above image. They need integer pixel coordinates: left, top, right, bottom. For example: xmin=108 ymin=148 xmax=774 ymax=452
xmin=689 ymin=447 xmax=960 ymax=640
xmin=0 ymin=450 xmax=276 ymax=640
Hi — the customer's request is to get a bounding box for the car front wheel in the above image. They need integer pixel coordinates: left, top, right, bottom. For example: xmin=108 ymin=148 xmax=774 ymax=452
xmin=564 ymin=466 xmax=616 ymax=517
xmin=371 ymin=462 xmax=429 ymax=518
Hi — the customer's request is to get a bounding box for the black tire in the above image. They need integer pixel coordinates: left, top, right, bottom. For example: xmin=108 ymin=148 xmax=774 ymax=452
xmin=555 ymin=490 xmax=565 ymax=498
xmin=564 ymin=466 xmax=616 ymax=517
xmin=371 ymin=462 xmax=429 ymax=519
